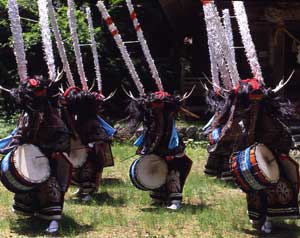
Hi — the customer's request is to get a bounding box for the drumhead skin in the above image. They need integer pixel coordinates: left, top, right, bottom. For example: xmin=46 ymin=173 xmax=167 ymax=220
xmin=255 ymin=144 xmax=280 ymax=184
xmin=130 ymin=154 xmax=168 ymax=191
xmin=13 ymin=144 xmax=50 ymax=184
xmin=69 ymin=138 xmax=88 ymax=168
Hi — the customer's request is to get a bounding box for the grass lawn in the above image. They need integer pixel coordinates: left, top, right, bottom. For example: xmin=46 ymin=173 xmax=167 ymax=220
xmin=0 ymin=119 xmax=299 ymax=237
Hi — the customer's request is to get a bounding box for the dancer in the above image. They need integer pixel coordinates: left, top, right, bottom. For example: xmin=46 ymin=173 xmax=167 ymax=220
xmin=0 ymin=0 xmax=72 ymax=234
xmin=97 ymin=0 xmax=193 ymax=210
xmin=201 ymin=1 xmax=300 ymax=233
xmin=60 ymin=0 xmax=116 ymax=201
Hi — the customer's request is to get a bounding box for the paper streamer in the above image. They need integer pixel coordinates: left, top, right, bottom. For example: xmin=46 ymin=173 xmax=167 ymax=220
xmin=222 ymin=8 xmax=240 ymax=87
xmin=7 ymin=0 xmax=28 ymax=81
xmin=233 ymin=1 xmax=263 ymax=83
xmin=38 ymin=0 xmax=56 ymax=81
xmin=67 ymin=0 xmax=88 ymax=90
xmin=97 ymin=1 xmax=145 ymax=95
xmin=47 ymin=0 xmax=75 ymax=86
xmin=126 ymin=0 xmax=164 ymax=92
xmin=202 ymin=1 xmax=220 ymax=92
xmin=86 ymin=7 xmax=102 ymax=92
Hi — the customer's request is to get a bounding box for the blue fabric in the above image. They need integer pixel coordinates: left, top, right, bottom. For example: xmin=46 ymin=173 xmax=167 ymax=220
xmin=211 ymin=127 xmax=221 ymax=143
xmin=245 ymin=147 xmax=252 ymax=172
xmin=202 ymin=115 xmax=215 ymax=131
xmin=97 ymin=116 xmax=116 ymax=137
xmin=168 ymin=120 xmax=179 ymax=149
xmin=0 ymin=128 xmax=17 ymax=150
xmin=134 ymin=133 xmax=144 ymax=147
xmin=1 ymin=151 xmax=12 ymax=172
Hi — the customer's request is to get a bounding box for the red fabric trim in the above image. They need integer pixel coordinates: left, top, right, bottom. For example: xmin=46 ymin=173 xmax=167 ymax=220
xmin=130 ymin=11 xmax=137 ymax=20
xmin=63 ymin=86 xmax=82 ymax=97
xmin=111 ymin=29 xmax=118 ymax=37
xmin=135 ymin=25 xmax=141 ymax=32
xmin=105 ymin=17 xmax=113 ymax=26
xmin=241 ymin=78 xmax=260 ymax=90
xmin=28 ymin=78 xmax=38 ymax=87
xmin=201 ymin=0 xmax=211 ymax=5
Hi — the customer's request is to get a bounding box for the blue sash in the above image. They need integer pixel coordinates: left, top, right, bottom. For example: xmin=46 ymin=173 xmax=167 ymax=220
xmin=0 ymin=128 xmax=17 ymax=150
xmin=97 ymin=116 xmax=116 ymax=137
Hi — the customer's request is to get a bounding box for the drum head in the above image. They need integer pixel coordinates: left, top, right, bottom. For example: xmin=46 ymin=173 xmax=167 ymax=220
xmin=135 ymin=154 xmax=168 ymax=190
xmin=69 ymin=138 xmax=88 ymax=168
xmin=255 ymin=144 xmax=280 ymax=184
xmin=13 ymin=144 xmax=50 ymax=183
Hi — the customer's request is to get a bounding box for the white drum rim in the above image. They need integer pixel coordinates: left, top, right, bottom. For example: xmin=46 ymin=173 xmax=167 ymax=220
xmin=13 ymin=144 xmax=50 ymax=184
xmin=254 ymin=143 xmax=280 ymax=184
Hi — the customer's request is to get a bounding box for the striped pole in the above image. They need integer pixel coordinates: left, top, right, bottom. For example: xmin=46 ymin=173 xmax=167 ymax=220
xmin=97 ymin=1 xmax=145 ymax=96
xmin=126 ymin=0 xmax=164 ymax=92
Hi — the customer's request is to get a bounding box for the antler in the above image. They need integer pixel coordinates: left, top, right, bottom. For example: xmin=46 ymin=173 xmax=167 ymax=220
xmin=272 ymin=70 xmax=295 ymax=93
xmin=179 ymin=85 xmax=196 ymax=102
xmin=121 ymin=85 xmax=138 ymax=101
xmin=103 ymin=89 xmax=117 ymax=101
xmin=0 ymin=85 xmax=12 ymax=93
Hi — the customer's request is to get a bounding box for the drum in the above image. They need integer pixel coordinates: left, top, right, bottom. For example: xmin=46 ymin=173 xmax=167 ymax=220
xmin=69 ymin=137 xmax=88 ymax=168
xmin=129 ymin=154 xmax=168 ymax=191
xmin=1 ymin=144 xmax=50 ymax=193
xmin=230 ymin=143 xmax=280 ymax=192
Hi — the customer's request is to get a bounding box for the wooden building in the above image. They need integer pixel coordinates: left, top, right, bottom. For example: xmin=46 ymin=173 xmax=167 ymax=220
xmin=157 ymin=1 xmax=300 ymax=112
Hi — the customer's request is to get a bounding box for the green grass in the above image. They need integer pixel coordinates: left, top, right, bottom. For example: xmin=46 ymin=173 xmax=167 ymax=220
xmin=0 ymin=129 xmax=300 ymax=237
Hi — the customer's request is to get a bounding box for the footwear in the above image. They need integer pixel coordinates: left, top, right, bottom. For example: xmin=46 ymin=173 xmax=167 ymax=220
xmin=72 ymin=188 xmax=83 ymax=197
xmin=81 ymin=194 xmax=92 ymax=202
xmin=261 ymin=220 xmax=272 ymax=234
xmin=46 ymin=220 xmax=59 ymax=234
xmin=167 ymin=201 xmax=181 ymax=210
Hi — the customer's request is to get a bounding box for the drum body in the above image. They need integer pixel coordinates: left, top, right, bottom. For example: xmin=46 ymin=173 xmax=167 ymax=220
xmin=69 ymin=137 xmax=88 ymax=168
xmin=129 ymin=154 xmax=168 ymax=191
xmin=1 ymin=144 xmax=50 ymax=193
xmin=230 ymin=143 xmax=280 ymax=192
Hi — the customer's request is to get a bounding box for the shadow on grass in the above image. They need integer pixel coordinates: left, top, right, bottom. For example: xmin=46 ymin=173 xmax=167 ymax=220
xmin=242 ymin=221 xmax=300 ymax=238
xmin=141 ymin=203 xmax=210 ymax=214
xmin=10 ymin=214 xmax=92 ymax=237
xmin=101 ymin=178 xmax=125 ymax=186
xmin=68 ymin=191 xmax=126 ymax=207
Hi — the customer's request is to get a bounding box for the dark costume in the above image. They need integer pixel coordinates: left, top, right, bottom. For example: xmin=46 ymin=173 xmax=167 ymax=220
xmin=127 ymin=91 xmax=192 ymax=206
xmin=0 ymin=76 xmax=72 ymax=220
xmin=61 ymin=87 xmax=115 ymax=197
xmin=206 ymin=79 xmax=300 ymax=227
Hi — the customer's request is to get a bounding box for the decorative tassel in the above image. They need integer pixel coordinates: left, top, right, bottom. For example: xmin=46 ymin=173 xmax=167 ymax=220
xmin=47 ymin=0 xmax=75 ymax=86
xmin=86 ymin=7 xmax=102 ymax=92
xmin=202 ymin=1 xmax=220 ymax=92
xmin=222 ymin=8 xmax=240 ymax=87
xmin=125 ymin=0 xmax=164 ymax=92
xmin=38 ymin=0 xmax=56 ymax=81
xmin=210 ymin=3 xmax=239 ymax=89
xmin=233 ymin=1 xmax=264 ymax=83
xmin=7 ymin=0 xmax=28 ymax=81
xmin=67 ymin=0 xmax=88 ymax=91
xmin=97 ymin=1 xmax=145 ymax=96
